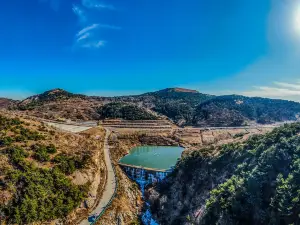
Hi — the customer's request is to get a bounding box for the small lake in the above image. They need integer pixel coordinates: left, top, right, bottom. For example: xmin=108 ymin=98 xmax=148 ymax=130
xmin=119 ymin=146 xmax=184 ymax=170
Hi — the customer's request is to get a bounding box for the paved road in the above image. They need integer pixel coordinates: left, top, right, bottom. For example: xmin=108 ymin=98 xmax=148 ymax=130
xmin=80 ymin=128 xmax=117 ymax=225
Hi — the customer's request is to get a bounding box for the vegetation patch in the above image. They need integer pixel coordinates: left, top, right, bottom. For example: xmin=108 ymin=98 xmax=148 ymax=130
xmin=4 ymin=163 xmax=88 ymax=224
xmin=53 ymin=153 xmax=89 ymax=175
xmin=97 ymin=102 xmax=158 ymax=120
xmin=152 ymin=123 xmax=300 ymax=224
xmin=0 ymin=114 xmax=90 ymax=224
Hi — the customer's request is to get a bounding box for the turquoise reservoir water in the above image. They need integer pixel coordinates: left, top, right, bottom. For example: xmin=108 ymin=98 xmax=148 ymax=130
xmin=119 ymin=146 xmax=184 ymax=170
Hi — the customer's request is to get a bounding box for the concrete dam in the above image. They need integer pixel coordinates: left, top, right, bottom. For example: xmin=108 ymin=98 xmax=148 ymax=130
xmin=118 ymin=163 xmax=172 ymax=192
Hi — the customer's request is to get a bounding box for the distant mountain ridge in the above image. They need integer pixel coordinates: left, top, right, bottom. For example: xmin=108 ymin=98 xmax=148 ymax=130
xmin=0 ymin=98 xmax=17 ymax=109
xmin=149 ymin=87 xmax=199 ymax=94
xmin=1 ymin=88 xmax=300 ymax=127
xmin=194 ymin=95 xmax=300 ymax=126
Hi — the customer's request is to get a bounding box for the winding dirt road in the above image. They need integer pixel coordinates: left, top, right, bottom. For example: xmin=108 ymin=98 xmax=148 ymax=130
xmin=45 ymin=122 xmax=117 ymax=225
xmin=79 ymin=128 xmax=117 ymax=225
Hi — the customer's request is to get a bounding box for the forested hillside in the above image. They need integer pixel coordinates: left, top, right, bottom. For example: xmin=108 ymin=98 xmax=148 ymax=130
xmin=193 ymin=95 xmax=300 ymax=126
xmin=104 ymin=88 xmax=213 ymax=125
xmin=148 ymin=123 xmax=300 ymax=225
xmin=128 ymin=88 xmax=213 ymax=125
xmin=0 ymin=114 xmax=91 ymax=224
xmin=130 ymin=90 xmax=300 ymax=126
xmin=97 ymin=102 xmax=158 ymax=120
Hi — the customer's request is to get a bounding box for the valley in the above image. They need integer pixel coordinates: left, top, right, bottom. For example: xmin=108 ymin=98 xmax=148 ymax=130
xmin=0 ymin=87 xmax=300 ymax=225
xmin=3 ymin=0 xmax=300 ymax=223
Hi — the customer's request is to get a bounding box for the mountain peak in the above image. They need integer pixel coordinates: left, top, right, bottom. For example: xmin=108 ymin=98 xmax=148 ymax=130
xmin=19 ymin=88 xmax=86 ymax=109
xmin=43 ymin=88 xmax=70 ymax=95
xmin=160 ymin=88 xmax=199 ymax=93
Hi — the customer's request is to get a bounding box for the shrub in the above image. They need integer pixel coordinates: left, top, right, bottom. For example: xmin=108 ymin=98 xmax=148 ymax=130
xmin=7 ymin=146 xmax=29 ymax=164
xmin=53 ymin=154 xmax=89 ymax=175
xmin=5 ymin=164 xmax=88 ymax=224
xmin=31 ymin=144 xmax=57 ymax=162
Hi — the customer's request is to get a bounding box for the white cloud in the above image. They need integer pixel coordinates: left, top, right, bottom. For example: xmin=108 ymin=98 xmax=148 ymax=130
xmin=72 ymin=0 xmax=119 ymax=50
xmin=72 ymin=4 xmax=87 ymax=24
xmin=241 ymin=81 xmax=300 ymax=102
xmin=77 ymin=33 xmax=90 ymax=42
xmin=98 ymin=24 xmax=121 ymax=30
xmin=82 ymin=0 xmax=115 ymax=10
xmin=77 ymin=24 xmax=99 ymax=37
xmin=76 ymin=24 xmax=120 ymax=38
xmin=273 ymin=81 xmax=300 ymax=90
xmin=81 ymin=40 xmax=106 ymax=48
xmin=74 ymin=23 xmax=120 ymax=48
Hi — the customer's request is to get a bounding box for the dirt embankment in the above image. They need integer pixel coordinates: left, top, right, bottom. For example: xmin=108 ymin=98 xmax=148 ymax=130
xmin=26 ymin=124 xmax=108 ymax=225
xmin=30 ymin=125 xmax=108 ymax=225
xmin=66 ymin=127 xmax=107 ymax=225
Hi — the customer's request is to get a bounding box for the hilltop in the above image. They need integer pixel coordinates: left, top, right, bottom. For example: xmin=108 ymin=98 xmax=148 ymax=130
xmin=18 ymin=88 xmax=87 ymax=110
xmin=14 ymin=89 xmax=99 ymax=121
xmin=2 ymin=87 xmax=300 ymax=127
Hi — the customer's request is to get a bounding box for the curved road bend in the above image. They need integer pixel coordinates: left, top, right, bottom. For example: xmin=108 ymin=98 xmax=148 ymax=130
xmin=80 ymin=128 xmax=117 ymax=225
xmin=44 ymin=122 xmax=117 ymax=224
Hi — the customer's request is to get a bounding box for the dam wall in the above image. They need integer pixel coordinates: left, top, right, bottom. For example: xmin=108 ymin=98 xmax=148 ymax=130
xmin=119 ymin=163 xmax=173 ymax=225
xmin=118 ymin=163 xmax=172 ymax=193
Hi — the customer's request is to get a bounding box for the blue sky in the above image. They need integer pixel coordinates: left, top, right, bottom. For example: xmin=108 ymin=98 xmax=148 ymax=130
xmin=1 ymin=0 xmax=300 ymax=100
